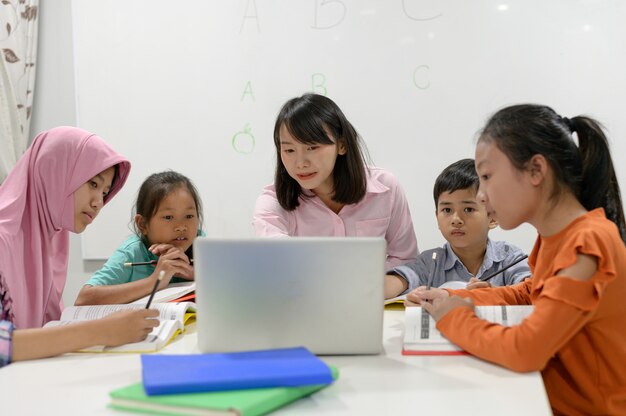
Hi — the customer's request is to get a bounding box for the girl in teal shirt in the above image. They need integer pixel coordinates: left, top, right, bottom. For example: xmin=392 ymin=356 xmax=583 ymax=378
xmin=75 ymin=171 xmax=204 ymax=305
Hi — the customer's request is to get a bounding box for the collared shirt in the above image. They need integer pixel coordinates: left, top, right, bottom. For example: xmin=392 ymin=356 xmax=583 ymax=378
xmin=253 ymin=167 xmax=418 ymax=270
xmin=391 ymin=238 xmax=530 ymax=293
xmin=86 ymin=231 xmax=204 ymax=287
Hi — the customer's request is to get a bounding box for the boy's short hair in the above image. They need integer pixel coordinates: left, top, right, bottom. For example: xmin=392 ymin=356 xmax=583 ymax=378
xmin=433 ymin=158 xmax=479 ymax=207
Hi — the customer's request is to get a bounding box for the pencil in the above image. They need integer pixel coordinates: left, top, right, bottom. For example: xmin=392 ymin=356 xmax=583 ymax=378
xmin=145 ymin=271 xmax=165 ymax=309
xmin=479 ymin=254 xmax=529 ymax=283
xmin=123 ymin=259 xmax=194 ymax=267
xmin=426 ymin=252 xmax=437 ymax=290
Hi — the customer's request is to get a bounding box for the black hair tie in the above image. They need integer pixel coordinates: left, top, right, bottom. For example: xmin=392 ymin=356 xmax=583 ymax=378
xmin=562 ymin=117 xmax=576 ymax=133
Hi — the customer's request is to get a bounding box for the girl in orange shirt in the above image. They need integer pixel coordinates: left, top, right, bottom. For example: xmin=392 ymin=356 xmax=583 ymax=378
xmin=408 ymin=104 xmax=626 ymax=415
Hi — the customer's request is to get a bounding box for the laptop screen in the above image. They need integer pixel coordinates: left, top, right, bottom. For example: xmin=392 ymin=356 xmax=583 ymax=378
xmin=194 ymin=237 xmax=386 ymax=355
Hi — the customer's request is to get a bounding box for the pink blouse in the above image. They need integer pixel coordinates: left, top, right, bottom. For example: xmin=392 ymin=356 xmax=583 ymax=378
xmin=253 ymin=167 xmax=419 ymax=269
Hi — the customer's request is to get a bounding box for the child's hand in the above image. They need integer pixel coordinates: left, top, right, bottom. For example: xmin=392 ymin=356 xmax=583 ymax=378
xmin=422 ymin=296 xmax=474 ymax=321
xmin=149 ymin=243 xmax=180 ymax=256
xmin=466 ymin=277 xmax=492 ymax=290
xmin=98 ymin=309 xmax=160 ymax=346
xmin=405 ymin=285 xmax=449 ymax=306
xmin=151 ymin=246 xmax=194 ymax=285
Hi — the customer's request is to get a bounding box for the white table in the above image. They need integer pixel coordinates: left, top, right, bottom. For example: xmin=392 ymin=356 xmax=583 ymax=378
xmin=0 ymin=310 xmax=552 ymax=415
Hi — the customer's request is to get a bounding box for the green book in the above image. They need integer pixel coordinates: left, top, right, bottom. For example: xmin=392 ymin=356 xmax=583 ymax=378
xmin=109 ymin=366 xmax=338 ymax=416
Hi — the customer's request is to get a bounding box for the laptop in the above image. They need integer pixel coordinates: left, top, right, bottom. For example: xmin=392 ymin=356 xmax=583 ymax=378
xmin=194 ymin=237 xmax=386 ymax=355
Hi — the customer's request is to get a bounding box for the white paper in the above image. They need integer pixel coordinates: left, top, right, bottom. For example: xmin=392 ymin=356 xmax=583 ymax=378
xmin=403 ymin=305 xmax=534 ymax=352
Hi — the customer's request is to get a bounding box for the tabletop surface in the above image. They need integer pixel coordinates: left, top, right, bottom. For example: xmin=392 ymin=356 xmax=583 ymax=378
xmin=0 ymin=309 xmax=552 ymax=415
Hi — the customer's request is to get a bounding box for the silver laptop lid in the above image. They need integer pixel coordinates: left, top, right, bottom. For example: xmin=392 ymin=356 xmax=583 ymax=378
xmin=195 ymin=237 xmax=385 ymax=355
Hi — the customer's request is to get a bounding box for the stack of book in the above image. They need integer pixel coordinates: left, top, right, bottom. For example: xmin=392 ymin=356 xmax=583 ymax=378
xmin=109 ymin=346 xmax=338 ymax=415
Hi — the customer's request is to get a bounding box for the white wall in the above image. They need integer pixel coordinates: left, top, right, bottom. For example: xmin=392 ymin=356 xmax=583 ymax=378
xmin=31 ymin=1 xmax=626 ymax=305
xmin=30 ymin=0 xmax=100 ymax=306
xmin=70 ymin=1 xmax=625 ymax=262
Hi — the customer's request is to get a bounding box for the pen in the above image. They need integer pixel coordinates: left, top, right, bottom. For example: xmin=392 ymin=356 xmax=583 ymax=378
xmin=145 ymin=271 xmax=165 ymax=309
xmin=479 ymin=254 xmax=529 ymax=283
xmin=426 ymin=252 xmax=437 ymax=290
xmin=123 ymin=259 xmax=194 ymax=267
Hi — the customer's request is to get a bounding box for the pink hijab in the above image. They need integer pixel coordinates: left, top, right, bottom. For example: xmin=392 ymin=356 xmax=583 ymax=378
xmin=0 ymin=127 xmax=130 ymax=328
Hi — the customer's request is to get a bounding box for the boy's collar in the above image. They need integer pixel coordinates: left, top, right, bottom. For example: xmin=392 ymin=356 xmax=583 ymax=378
xmin=442 ymin=243 xmax=461 ymax=271
xmin=443 ymin=238 xmax=503 ymax=272
xmin=484 ymin=238 xmax=510 ymax=263
xmin=481 ymin=238 xmax=496 ymax=272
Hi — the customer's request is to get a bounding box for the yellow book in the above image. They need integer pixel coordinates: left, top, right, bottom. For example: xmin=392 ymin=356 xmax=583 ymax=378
xmin=384 ymin=294 xmax=406 ymax=310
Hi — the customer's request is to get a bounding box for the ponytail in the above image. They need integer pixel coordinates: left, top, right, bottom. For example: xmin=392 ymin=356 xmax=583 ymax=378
xmin=479 ymin=104 xmax=626 ymax=243
xmin=570 ymin=117 xmax=626 ymax=242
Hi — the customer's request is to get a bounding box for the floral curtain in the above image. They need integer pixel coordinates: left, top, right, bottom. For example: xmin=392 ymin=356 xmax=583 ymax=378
xmin=0 ymin=0 xmax=38 ymax=184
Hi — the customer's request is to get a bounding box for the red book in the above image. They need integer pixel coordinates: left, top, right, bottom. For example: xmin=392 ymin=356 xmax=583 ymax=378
xmin=168 ymin=292 xmax=196 ymax=303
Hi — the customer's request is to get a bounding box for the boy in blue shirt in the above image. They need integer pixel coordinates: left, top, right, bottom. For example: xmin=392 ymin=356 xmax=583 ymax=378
xmin=384 ymin=158 xmax=530 ymax=299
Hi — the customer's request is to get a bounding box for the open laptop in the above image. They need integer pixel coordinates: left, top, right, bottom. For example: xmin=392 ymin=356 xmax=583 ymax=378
xmin=194 ymin=237 xmax=386 ymax=355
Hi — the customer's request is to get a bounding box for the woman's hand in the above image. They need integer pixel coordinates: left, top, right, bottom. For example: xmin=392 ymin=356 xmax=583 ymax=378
xmin=421 ymin=296 xmax=474 ymax=321
xmin=405 ymin=285 xmax=449 ymax=306
xmin=97 ymin=309 xmax=160 ymax=346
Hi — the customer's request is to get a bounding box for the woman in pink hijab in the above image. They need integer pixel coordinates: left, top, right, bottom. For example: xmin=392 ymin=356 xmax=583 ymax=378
xmin=0 ymin=127 xmax=158 ymax=366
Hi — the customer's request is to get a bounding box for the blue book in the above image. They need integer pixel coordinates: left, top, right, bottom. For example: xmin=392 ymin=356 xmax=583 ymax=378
xmin=141 ymin=347 xmax=334 ymax=396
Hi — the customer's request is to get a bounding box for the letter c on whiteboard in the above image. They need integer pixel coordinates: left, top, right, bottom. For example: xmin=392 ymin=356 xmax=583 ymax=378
xmin=413 ymin=65 xmax=430 ymax=90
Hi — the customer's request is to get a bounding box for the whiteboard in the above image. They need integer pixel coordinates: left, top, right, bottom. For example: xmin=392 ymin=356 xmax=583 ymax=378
xmin=72 ymin=0 xmax=626 ymax=259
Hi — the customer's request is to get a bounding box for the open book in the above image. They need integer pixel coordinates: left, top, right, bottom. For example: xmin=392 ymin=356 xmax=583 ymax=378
xmin=44 ymin=302 xmax=196 ymax=353
xmin=130 ymin=281 xmax=196 ymax=305
xmin=403 ymin=305 xmax=534 ymax=355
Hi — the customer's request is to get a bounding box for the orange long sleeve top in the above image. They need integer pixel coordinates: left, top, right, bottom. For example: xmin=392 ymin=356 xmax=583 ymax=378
xmin=437 ymin=209 xmax=626 ymax=415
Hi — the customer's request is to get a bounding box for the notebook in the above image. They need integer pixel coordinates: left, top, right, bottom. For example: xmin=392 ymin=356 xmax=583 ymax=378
xmin=140 ymin=347 xmax=333 ymax=395
xmin=194 ymin=237 xmax=386 ymax=355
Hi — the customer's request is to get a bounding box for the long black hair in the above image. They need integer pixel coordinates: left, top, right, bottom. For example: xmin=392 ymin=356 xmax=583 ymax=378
xmin=479 ymin=104 xmax=625 ymax=242
xmin=273 ymin=93 xmax=369 ymax=210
